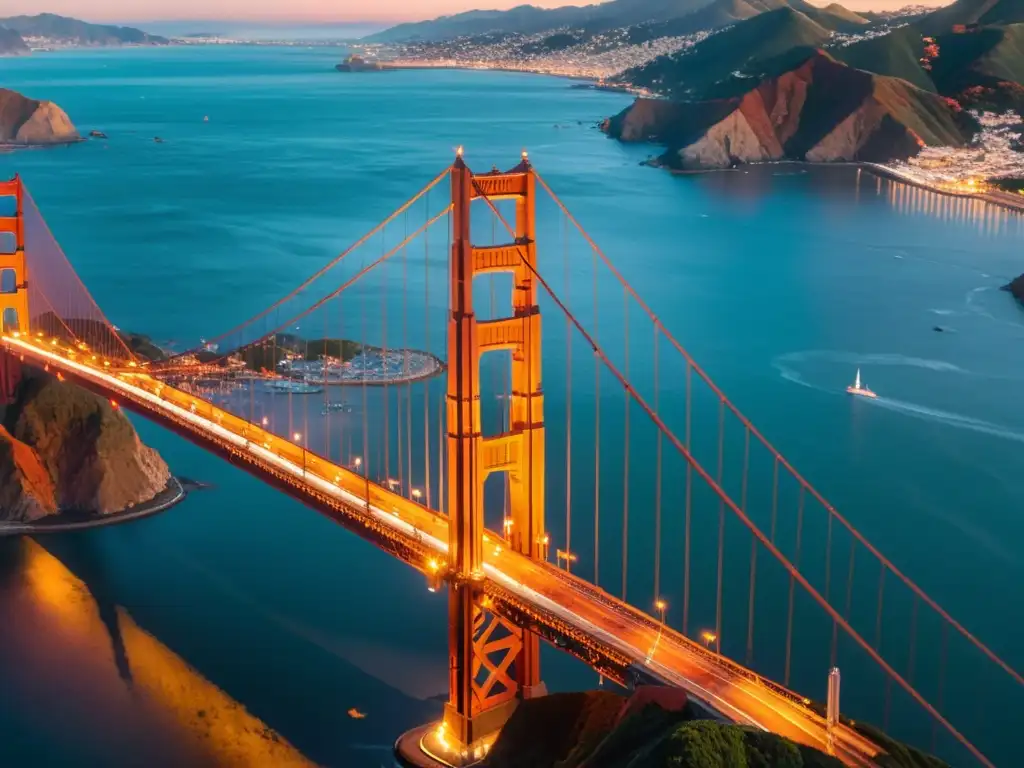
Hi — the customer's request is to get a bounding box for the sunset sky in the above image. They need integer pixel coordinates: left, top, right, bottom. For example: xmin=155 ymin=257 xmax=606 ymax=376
xmin=5 ymin=0 xmax=949 ymax=23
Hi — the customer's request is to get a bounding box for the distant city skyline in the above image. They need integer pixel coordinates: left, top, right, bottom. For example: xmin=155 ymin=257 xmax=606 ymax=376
xmin=2 ymin=0 xmax=950 ymax=24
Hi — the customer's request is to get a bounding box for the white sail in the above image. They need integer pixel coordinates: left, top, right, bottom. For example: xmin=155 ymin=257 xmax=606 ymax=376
xmin=854 ymin=369 xmax=861 ymax=390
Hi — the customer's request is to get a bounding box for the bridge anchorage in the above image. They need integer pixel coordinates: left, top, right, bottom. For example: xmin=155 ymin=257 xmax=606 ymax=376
xmin=397 ymin=150 xmax=548 ymax=767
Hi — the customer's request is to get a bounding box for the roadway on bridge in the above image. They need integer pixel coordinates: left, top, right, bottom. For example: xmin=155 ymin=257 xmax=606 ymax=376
xmin=5 ymin=334 xmax=878 ymax=767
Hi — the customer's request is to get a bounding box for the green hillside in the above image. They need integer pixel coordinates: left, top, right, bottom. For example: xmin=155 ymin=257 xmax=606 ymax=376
xmin=931 ymin=22 xmax=1024 ymax=87
xmin=836 ymin=26 xmax=936 ymax=91
xmin=622 ymin=8 xmax=831 ymax=97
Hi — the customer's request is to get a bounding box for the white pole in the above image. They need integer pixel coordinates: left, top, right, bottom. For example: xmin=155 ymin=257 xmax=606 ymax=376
xmin=827 ymin=666 xmax=841 ymax=755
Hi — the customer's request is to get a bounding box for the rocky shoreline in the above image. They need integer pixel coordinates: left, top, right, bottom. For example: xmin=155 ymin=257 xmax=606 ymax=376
xmin=0 ymin=476 xmax=186 ymax=536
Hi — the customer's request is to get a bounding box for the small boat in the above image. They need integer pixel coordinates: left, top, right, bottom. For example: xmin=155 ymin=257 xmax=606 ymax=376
xmin=846 ymin=368 xmax=877 ymax=399
xmin=321 ymin=401 xmax=353 ymax=415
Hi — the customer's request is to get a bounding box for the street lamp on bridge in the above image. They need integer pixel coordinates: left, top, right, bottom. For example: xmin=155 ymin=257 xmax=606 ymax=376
xmin=293 ymin=432 xmax=306 ymax=478
xmin=655 ymin=599 xmax=667 ymax=625
xmin=701 ymin=630 xmax=718 ymax=653
xmin=555 ymin=549 xmax=577 ymax=572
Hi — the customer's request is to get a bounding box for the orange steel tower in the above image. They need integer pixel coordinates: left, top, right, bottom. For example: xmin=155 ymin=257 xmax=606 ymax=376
xmin=443 ymin=150 xmax=547 ymax=754
xmin=0 ymin=176 xmax=27 ymax=402
xmin=0 ymin=176 xmax=29 ymax=334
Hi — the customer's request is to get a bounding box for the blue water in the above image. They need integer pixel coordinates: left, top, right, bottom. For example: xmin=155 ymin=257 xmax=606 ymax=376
xmin=2 ymin=45 xmax=1024 ymax=767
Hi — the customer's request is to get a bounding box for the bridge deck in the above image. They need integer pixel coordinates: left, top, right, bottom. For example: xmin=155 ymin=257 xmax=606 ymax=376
xmin=4 ymin=333 xmax=879 ymax=766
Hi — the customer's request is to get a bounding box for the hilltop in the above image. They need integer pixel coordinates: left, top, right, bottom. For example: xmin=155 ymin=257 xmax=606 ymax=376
xmin=620 ymin=8 xmax=833 ymax=98
xmin=0 ymin=13 xmax=168 ymax=47
xmin=832 ymin=21 xmax=1024 ymax=112
xmin=366 ymin=0 xmax=721 ymax=42
xmin=604 ymin=49 xmax=975 ymax=169
xmin=480 ymin=687 xmax=949 ymax=768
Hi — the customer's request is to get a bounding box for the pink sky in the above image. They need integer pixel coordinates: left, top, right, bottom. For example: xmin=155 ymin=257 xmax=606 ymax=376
xmin=5 ymin=0 xmax=946 ymax=23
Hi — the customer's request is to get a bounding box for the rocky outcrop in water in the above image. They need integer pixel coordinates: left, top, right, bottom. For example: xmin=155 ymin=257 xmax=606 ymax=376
xmin=602 ymin=51 xmax=973 ymax=170
xmin=0 ymin=87 xmax=79 ymax=145
xmin=1002 ymin=273 xmax=1024 ymax=303
xmin=0 ymin=371 xmax=170 ymax=522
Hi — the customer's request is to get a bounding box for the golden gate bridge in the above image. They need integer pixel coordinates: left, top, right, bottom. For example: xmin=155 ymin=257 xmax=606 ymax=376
xmin=0 ymin=155 xmax=1020 ymax=768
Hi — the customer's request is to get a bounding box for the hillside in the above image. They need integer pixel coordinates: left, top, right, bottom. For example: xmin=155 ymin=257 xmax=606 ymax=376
xmin=837 ymin=22 xmax=1024 ymax=110
xmin=0 ymin=26 xmax=29 ymax=55
xmin=605 ymin=50 xmax=974 ymax=169
xmin=365 ymin=0 xmax=714 ymax=42
xmin=481 ymin=686 xmax=949 ymax=768
xmin=621 ymin=8 xmax=833 ymax=98
xmin=836 ymin=25 xmax=937 ymax=91
xmin=0 ymin=13 xmax=168 ymax=46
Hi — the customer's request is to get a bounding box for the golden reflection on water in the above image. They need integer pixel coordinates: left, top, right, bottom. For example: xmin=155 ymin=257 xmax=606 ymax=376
xmin=882 ymin=178 xmax=1020 ymax=237
xmin=11 ymin=538 xmax=317 ymax=768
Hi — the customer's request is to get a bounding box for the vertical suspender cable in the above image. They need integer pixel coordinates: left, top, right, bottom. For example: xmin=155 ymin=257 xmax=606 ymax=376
xmin=683 ymin=361 xmax=692 ymax=636
xmin=785 ymin=486 xmax=804 ymax=687
xmin=653 ymin=326 xmax=661 ymax=602
xmin=565 ymin=212 xmax=572 ymax=572
xmin=744 ymin=429 xmax=757 ymax=667
xmin=593 ymin=244 xmax=600 ymax=586
xmin=399 ymin=211 xmax=408 ymax=495
xmin=621 ymin=287 xmax=629 ymax=601
xmin=383 ymin=226 xmax=390 ymax=485
xmin=715 ymin=397 xmax=725 ymax=656
xmin=323 ymin=304 xmax=329 ymax=456
xmin=423 ymin=192 xmax=432 ymax=509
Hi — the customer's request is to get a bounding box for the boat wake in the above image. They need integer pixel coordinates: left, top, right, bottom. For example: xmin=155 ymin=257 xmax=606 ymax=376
xmin=870 ymin=397 xmax=1024 ymax=445
xmin=773 ymin=349 xmax=1024 ymax=444
xmin=773 ymin=351 xmax=967 ymax=392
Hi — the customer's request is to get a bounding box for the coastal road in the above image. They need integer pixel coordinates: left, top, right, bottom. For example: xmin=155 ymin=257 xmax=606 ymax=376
xmin=5 ymin=333 xmax=881 ymax=766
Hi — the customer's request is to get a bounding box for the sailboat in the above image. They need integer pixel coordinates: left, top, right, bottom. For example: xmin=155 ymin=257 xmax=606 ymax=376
xmin=846 ymin=368 xmax=877 ymax=399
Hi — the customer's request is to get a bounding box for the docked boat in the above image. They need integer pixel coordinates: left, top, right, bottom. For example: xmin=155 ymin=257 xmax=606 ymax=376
xmin=846 ymin=368 xmax=877 ymax=399
xmin=268 ymin=379 xmax=323 ymax=395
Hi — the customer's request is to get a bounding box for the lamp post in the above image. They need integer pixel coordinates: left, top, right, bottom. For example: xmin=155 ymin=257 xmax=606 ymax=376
xmin=701 ymin=630 xmax=718 ymax=653
xmin=294 ymin=432 xmax=305 ymax=478
xmin=412 ymin=488 xmax=422 ymax=503
xmin=556 ymin=549 xmax=578 ymax=572
xmin=536 ymin=534 xmax=550 ymax=561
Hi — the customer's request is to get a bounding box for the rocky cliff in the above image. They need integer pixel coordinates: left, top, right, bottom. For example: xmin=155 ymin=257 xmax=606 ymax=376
xmin=0 ymin=371 xmax=170 ymax=522
xmin=0 ymin=87 xmax=79 ymax=146
xmin=603 ymin=50 xmax=974 ymax=170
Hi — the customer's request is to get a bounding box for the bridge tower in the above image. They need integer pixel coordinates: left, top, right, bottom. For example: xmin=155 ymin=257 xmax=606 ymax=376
xmin=443 ymin=149 xmax=547 ymax=757
xmin=0 ymin=176 xmax=27 ymax=402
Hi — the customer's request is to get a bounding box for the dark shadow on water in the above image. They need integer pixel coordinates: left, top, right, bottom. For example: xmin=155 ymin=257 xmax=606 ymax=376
xmin=44 ymin=533 xmax=135 ymax=688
